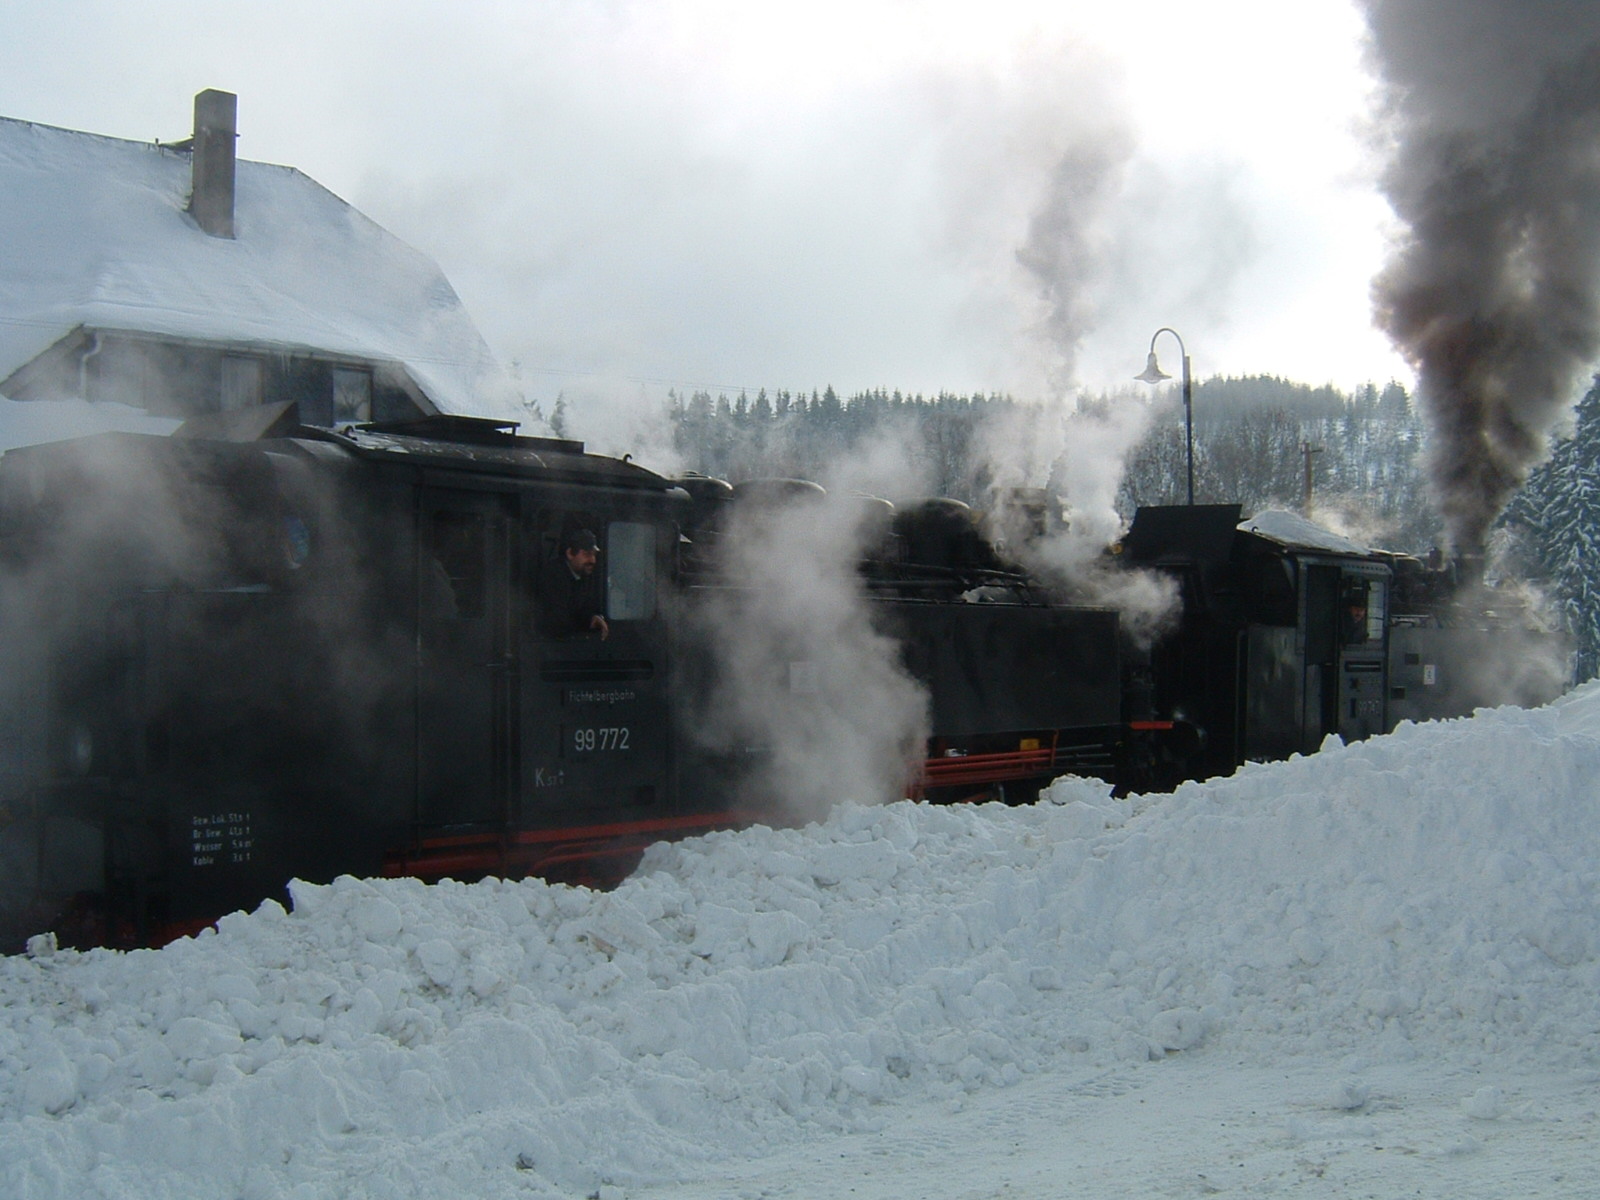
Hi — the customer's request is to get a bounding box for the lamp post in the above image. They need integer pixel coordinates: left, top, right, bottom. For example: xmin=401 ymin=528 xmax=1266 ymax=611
xmin=1134 ymin=327 xmax=1194 ymax=506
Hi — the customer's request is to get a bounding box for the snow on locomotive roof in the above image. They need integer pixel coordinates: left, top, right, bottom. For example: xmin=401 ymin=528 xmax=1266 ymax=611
xmin=0 ymin=395 xmax=182 ymax=452
xmin=0 ymin=114 xmax=520 ymax=421
xmin=1237 ymin=508 xmax=1371 ymax=557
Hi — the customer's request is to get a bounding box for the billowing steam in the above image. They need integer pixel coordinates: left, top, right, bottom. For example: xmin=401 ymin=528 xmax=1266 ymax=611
xmin=1360 ymin=0 xmax=1600 ymax=554
xmin=974 ymin=398 xmax=1179 ymax=646
xmin=680 ymin=479 xmax=929 ymax=821
xmin=956 ymin=105 xmax=1177 ymax=638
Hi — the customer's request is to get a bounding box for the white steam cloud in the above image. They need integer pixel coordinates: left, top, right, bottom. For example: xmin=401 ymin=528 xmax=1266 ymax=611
xmin=680 ymin=480 xmax=929 ymax=821
xmin=941 ymin=54 xmax=1177 ymax=639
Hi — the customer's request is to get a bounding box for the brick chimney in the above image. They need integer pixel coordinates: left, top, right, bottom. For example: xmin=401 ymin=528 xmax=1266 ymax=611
xmin=188 ymin=89 xmax=237 ymax=239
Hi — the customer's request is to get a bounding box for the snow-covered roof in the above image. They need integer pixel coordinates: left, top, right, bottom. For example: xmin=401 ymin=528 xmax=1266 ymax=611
xmin=0 ymin=114 xmax=522 ymax=422
xmin=1238 ymin=508 xmax=1371 ymax=557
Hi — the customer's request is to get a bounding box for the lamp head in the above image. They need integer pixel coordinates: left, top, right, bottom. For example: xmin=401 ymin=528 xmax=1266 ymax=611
xmin=1134 ymin=352 xmax=1170 ymax=385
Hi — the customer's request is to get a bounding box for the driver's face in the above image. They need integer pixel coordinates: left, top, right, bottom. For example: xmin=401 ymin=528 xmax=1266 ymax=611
xmin=567 ymin=546 xmax=598 ymax=576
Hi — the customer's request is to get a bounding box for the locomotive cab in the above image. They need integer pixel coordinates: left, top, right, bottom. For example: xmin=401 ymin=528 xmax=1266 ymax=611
xmin=327 ymin=421 xmax=692 ymax=887
xmin=0 ymin=417 xmax=696 ymax=947
xmin=1122 ymin=505 xmax=1395 ymax=781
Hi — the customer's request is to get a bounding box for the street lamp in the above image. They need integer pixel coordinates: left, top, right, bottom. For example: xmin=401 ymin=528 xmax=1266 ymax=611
xmin=1134 ymin=327 xmax=1194 ymax=506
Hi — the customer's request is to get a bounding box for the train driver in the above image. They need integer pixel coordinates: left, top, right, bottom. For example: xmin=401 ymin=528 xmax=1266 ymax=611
xmin=537 ymin=527 xmax=610 ymax=640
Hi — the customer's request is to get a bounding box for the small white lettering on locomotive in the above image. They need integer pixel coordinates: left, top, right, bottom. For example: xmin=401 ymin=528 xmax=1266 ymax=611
xmin=566 ymin=688 xmax=637 ymax=706
xmin=573 ymin=726 xmax=630 ymax=752
xmin=190 ymin=811 xmax=254 ymax=868
xmin=533 ymin=766 xmax=566 ymax=788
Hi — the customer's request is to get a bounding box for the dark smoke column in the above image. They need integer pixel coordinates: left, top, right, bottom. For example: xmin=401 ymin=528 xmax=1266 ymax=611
xmin=1360 ymin=0 xmax=1600 ymax=553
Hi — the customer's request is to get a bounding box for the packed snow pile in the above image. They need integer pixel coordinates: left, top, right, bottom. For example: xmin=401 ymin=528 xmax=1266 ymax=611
xmin=4 ymin=688 xmax=1600 ymax=1199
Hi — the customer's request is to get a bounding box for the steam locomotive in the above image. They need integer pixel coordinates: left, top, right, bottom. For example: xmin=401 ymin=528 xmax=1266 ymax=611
xmin=0 ymin=409 xmax=1561 ymax=950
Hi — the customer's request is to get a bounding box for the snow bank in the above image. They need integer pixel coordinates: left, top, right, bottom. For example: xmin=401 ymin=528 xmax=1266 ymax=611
xmin=3 ymin=689 xmax=1598 ymax=1199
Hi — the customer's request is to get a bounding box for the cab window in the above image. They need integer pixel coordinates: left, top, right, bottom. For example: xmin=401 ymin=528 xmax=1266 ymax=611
xmin=1341 ymin=577 xmax=1385 ymax=647
xmin=425 ymin=510 xmax=487 ymax=619
xmin=606 ymin=521 xmax=657 ymax=620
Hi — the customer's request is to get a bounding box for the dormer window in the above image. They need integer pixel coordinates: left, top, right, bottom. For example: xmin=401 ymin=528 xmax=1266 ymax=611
xmin=332 ymin=366 xmax=372 ymax=424
xmin=220 ymin=354 xmax=263 ymax=411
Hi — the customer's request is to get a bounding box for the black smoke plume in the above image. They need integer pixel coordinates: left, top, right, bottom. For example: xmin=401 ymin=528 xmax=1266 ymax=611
xmin=1360 ymin=0 xmax=1600 ymax=554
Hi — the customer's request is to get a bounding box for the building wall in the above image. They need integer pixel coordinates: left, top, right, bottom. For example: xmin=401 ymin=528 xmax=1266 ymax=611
xmin=7 ymin=330 xmax=428 ymax=427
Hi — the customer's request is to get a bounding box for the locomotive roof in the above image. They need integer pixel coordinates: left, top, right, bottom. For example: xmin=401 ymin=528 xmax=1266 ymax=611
xmin=1237 ymin=509 xmax=1371 ymax=558
xmin=0 ymin=419 xmax=673 ymax=503
xmin=322 ymin=419 xmax=672 ymax=490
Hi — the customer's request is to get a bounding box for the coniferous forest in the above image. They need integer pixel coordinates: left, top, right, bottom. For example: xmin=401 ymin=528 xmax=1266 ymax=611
xmin=651 ymin=375 xmax=1436 ymax=551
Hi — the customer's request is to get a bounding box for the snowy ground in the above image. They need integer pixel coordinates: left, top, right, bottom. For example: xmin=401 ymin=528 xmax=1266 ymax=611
xmin=4 ymin=687 xmax=1600 ymax=1199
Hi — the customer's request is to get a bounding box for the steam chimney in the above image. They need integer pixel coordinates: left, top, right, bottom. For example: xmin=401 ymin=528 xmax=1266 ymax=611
xmin=188 ymin=89 xmax=236 ymax=239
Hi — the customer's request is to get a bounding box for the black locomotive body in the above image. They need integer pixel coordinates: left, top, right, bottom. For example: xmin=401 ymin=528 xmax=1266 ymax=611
xmin=0 ymin=414 xmax=1563 ymax=949
xmin=0 ymin=415 xmax=1128 ymax=947
xmin=0 ymin=416 xmax=715 ymax=944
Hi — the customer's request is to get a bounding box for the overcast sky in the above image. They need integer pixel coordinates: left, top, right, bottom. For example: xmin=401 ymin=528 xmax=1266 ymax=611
xmin=0 ymin=0 xmax=1410 ymax=413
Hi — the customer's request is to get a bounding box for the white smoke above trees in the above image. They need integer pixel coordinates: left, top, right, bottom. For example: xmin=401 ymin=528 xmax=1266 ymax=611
xmin=1360 ymin=0 xmax=1600 ymax=554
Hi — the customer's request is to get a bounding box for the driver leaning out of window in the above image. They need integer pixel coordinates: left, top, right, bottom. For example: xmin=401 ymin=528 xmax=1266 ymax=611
xmin=538 ymin=528 xmax=609 ymax=640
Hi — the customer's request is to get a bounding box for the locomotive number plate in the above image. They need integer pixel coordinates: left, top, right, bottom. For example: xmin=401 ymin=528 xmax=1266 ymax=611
xmin=573 ymin=726 xmax=631 ymax=752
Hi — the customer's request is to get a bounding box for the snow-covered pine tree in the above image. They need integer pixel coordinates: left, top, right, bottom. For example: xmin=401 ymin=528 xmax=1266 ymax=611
xmin=1504 ymin=376 xmax=1600 ymax=681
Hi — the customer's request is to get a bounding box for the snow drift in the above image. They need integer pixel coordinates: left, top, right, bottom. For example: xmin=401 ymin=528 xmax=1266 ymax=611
xmin=3 ymin=687 xmax=1599 ymax=1199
